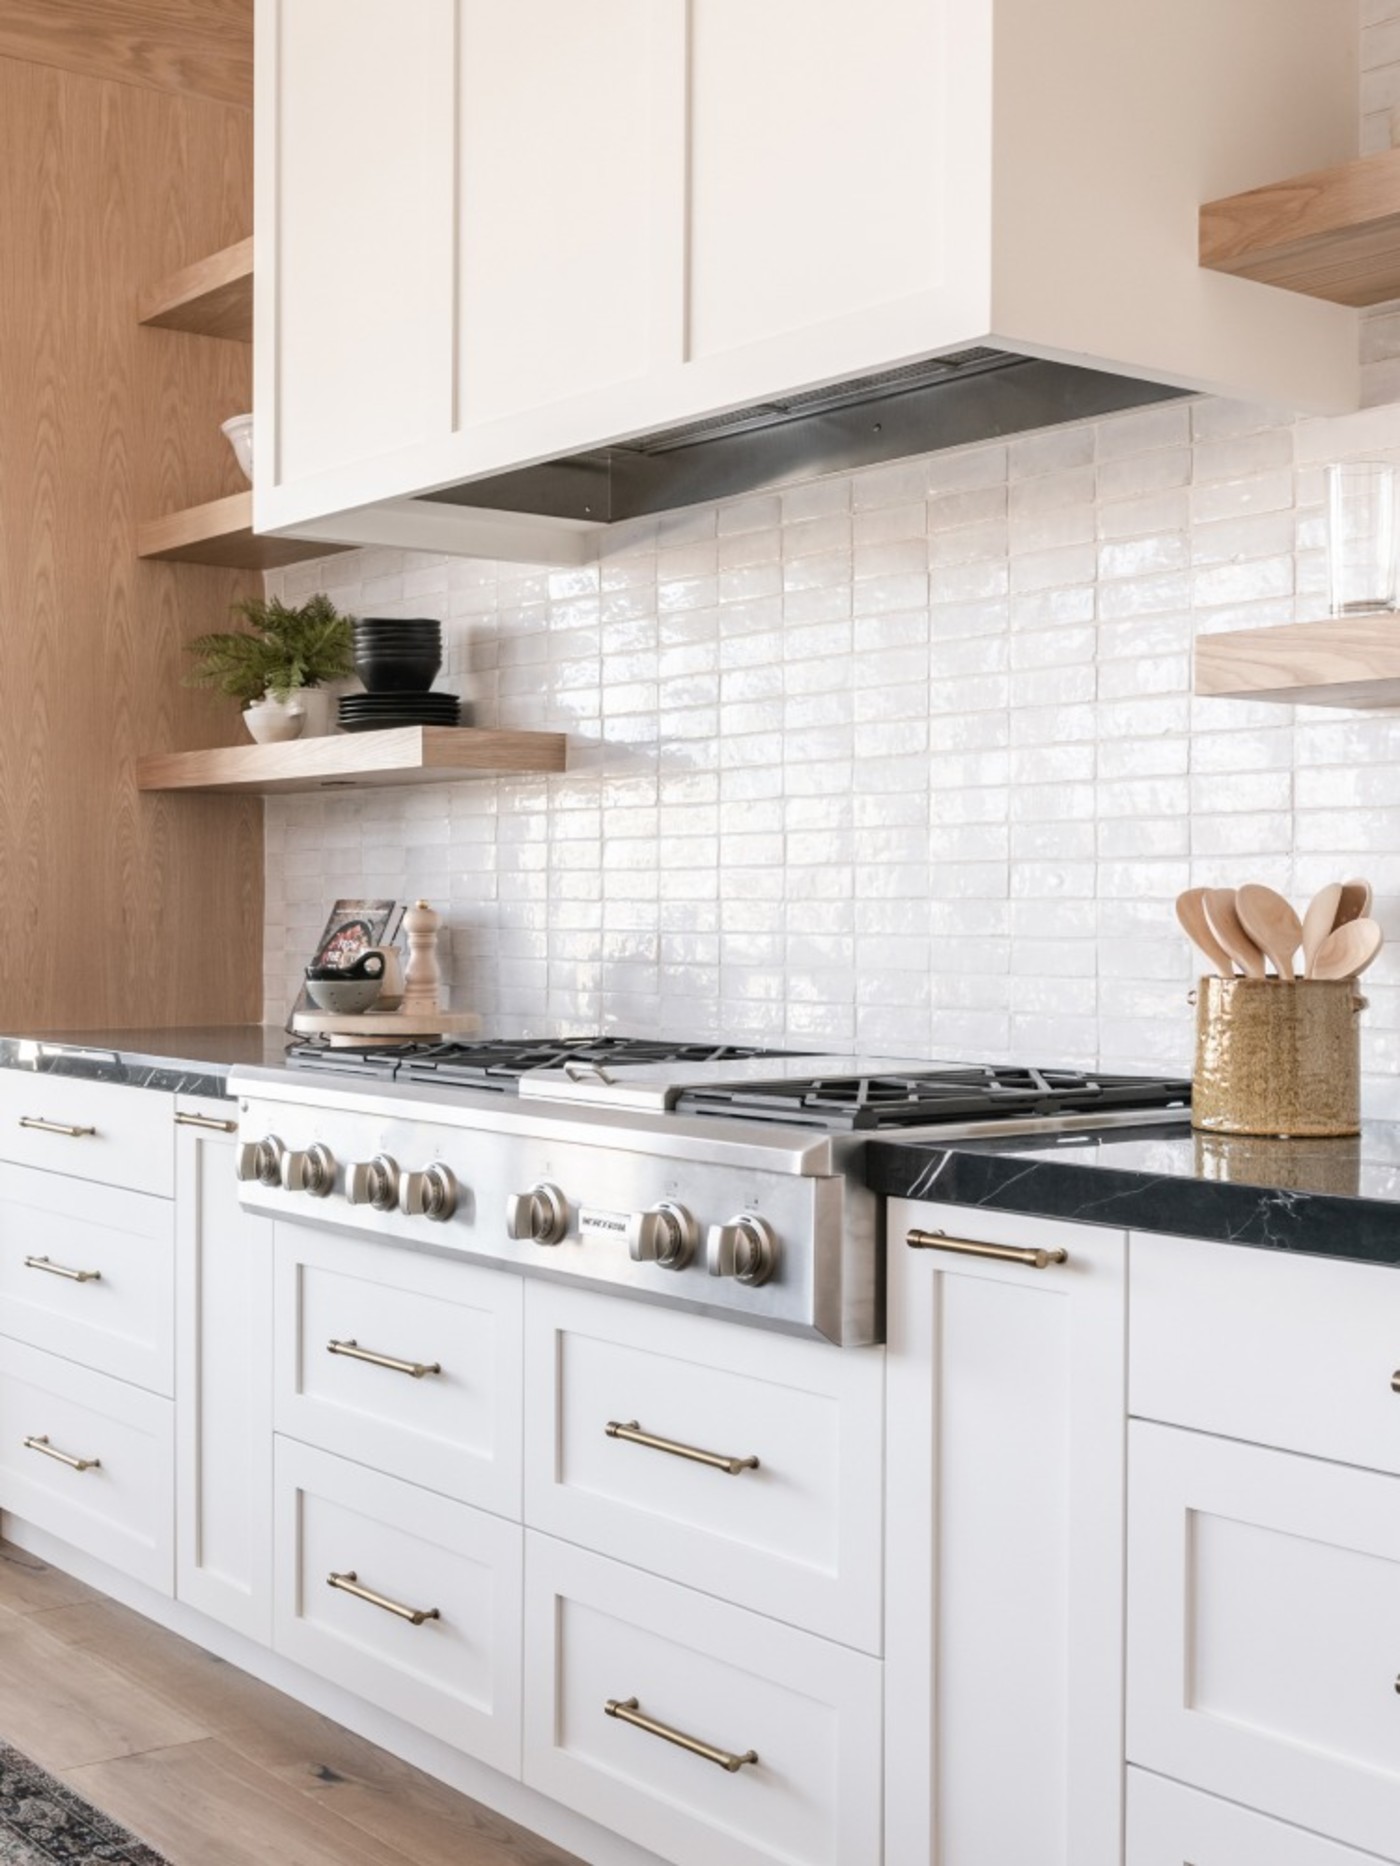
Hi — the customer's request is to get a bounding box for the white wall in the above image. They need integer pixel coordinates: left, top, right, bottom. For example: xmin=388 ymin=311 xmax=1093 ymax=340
xmin=264 ymin=7 xmax=1400 ymax=1113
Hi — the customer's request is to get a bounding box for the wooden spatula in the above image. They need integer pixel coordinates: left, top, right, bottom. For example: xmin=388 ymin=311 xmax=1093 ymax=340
xmin=1235 ymin=883 xmax=1303 ymax=981
xmin=1301 ymin=883 xmax=1344 ymax=979
xmin=1334 ymin=878 xmax=1373 ymax=930
xmin=1310 ymin=916 xmax=1384 ymax=982
xmin=1202 ymin=889 xmax=1268 ymax=979
xmin=1175 ymin=888 xmax=1233 ymax=974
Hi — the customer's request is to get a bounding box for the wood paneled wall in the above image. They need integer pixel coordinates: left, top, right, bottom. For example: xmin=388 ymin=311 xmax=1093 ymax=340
xmin=0 ymin=49 xmax=263 ymax=1028
xmin=0 ymin=1 xmax=252 ymax=108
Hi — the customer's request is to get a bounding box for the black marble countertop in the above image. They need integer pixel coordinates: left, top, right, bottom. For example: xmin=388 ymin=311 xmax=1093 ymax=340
xmin=867 ymin=1119 xmax=1400 ymax=1266
xmin=0 ymin=1027 xmax=291 ymax=1100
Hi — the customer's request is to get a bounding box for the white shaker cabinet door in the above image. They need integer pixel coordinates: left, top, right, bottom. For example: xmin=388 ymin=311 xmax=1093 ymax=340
xmin=175 ymin=1103 xmax=274 ymax=1644
xmin=259 ymin=0 xmax=458 ymax=490
xmin=884 ymin=1199 xmax=1128 ymax=1866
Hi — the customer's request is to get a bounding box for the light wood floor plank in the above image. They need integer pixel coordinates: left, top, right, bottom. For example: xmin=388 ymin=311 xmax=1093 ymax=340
xmin=0 ymin=1539 xmax=104 ymax=1614
xmin=65 ymin=1739 xmax=419 ymax=1866
xmin=0 ymin=1615 xmax=208 ymax=1771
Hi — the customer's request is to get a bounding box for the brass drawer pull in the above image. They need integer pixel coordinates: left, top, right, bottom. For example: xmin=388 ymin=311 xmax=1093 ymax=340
xmin=327 ymin=1338 xmax=442 ymax=1380
xmin=23 ymin=1434 xmax=100 ymax=1472
xmin=174 ymin=1112 xmax=237 ymax=1133
xmin=605 ymin=1419 xmax=758 ymax=1476
xmin=1391 ymin=1371 xmax=1400 ymax=1395
xmin=605 ymin=1696 xmax=758 ymax=1773
xmin=24 ymin=1255 xmax=100 ymax=1284
xmin=326 ymin=1570 xmax=439 ymax=1626
xmin=19 ymin=1117 xmax=96 ymax=1139
xmin=907 ymin=1227 xmax=1068 ymax=1270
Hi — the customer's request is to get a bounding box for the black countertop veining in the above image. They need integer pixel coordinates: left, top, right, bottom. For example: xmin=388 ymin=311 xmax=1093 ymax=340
xmin=0 ymin=1027 xmax=291 ymax=1100
xmin=867 ymin=1119 xmax=1400 ymax=1266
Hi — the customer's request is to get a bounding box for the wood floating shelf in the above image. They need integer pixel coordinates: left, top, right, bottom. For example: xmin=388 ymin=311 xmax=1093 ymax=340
xmin=136 ymin=491 xmax=350 ymax=570
xmin=1200 ymin=146 xmax=1400 ymax=306
xmin=1195 ymin=614 xmax=1400 ymax=709
xmin=138 ymin=237 xmax=254 ymax=340
xmin=136 ymin=726 xmax=568 ymax=794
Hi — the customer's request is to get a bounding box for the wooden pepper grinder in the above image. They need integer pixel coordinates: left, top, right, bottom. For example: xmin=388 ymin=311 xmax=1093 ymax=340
xmin=400 ymin=900 xmax=444 ymax=1015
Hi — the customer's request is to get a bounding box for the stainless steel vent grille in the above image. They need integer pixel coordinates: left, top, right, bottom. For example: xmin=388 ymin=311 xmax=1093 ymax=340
xmin=621 ymin=349 xmax=1015 ymax=454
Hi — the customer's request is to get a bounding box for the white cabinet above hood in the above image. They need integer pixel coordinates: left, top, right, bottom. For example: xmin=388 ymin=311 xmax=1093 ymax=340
xmin=254 ymin=0 xmax=1358 ymax=564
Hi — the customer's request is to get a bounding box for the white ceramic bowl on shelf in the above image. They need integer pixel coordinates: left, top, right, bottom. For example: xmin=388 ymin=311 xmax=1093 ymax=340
xmin=221 ymin=412 xmax=253 ymax=483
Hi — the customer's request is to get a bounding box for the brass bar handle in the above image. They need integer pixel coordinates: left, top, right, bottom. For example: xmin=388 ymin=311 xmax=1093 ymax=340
xmin=23 ymin=1434 xmax=100 ymax=1473
xmin=326 ymin=1570 xmax=439 ymax=1626
xmin=605 ymin=1697 xmax=758 ymax=1774
xmin=1391 ymin=1371 xmax=1400 ymax=1395
xmin=19 ymin=1117 xmax=96 ymax=1139
xmin=327 ymin=1338 xmax=442 ymax=1380
xmin=24 ymin=1256 xmax=100 ymax=1284
xmin=907 ymin=1227 xmax=1068 ymax=1270
xmin=605 ymin=1419 xmax=758 ymax=1476
xmin=174 ymin=1112 xmax=237 ymax=1133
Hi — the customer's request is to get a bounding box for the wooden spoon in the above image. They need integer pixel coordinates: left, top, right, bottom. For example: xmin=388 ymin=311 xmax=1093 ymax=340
xmin=1175 ymin=888 xmax=1233 ymax=974
xmin=1310 ymin=916 xmax=1384 ymax=982
xmin=1301 ymin=883 xmax=1343 ymax=979
xmin=1201 ymin=889 xmax=1268 ymax=979
xmin=1235 ymin=883 xmax=1303 ymax=982
xmin=1334 ymin=878 xmax=1373 ymax=930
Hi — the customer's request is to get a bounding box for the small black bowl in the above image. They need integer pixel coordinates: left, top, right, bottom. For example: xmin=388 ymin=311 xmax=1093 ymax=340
xmin=354 ymin=648 xmax=443 ymax=694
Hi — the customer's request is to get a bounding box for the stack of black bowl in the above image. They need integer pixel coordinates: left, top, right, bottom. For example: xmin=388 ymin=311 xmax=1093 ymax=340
xmin=340 ymin=617 xmax=463 ymax=732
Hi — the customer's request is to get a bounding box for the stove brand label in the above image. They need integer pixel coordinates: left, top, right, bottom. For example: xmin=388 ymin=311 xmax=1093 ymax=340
xmin=579 ymin=1207 xmax=630 ymax=1240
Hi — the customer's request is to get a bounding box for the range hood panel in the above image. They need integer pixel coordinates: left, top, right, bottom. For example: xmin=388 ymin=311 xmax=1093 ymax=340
xmin=420 ymin=357 xmax=1186 ymax=525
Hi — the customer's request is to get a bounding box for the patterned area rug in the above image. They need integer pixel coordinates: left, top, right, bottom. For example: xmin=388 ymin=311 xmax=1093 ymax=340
xmin=0 ymin=1742 xmax=170 ymax=1864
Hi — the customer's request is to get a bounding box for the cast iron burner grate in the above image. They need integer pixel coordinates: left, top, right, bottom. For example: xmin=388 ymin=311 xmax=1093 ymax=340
xmin=673 ymin=1065 xmax=1192 ymax=1131
xmin=396 ymin=1037 xmax=801 ymax=1093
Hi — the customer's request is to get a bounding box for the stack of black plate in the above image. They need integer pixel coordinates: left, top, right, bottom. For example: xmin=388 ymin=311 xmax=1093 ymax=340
xmin=341 ymin=616 xmax=462 ymax=732
xmin=339 ymin=692 xmax=461 ymax=732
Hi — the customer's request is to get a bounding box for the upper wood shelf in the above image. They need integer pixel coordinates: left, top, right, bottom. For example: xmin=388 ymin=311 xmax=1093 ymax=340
xmin=137 ymin=492 xmax=349 ymax=570
xmin=139 ymin=238 xmax=254 ymax=341
xmin=137 ymin=726 xmax=568 ymax=795
xmin=1200 ymin=147 xmax=1400 ymax=306
xmin=1195 ymin=614 xmax=1400 ymax=709
xmin=139 ymin=238 xmax=253 ymax=341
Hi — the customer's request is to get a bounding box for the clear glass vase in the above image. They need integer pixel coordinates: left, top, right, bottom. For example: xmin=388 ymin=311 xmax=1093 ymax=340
xmin=1326 ymin=460 xmax=1399 ymax=615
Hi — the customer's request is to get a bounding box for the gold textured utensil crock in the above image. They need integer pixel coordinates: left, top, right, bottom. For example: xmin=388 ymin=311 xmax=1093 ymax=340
xmin=1192 ymin=975 xmax=1365 ymax=1138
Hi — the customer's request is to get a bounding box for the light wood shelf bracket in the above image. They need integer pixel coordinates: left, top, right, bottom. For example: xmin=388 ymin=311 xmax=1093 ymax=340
xmin=139 ymin=237 xmax=253 ymax=340
xmin=1201 ymin=147 xmax=1400 ymax=306
xmin=137 ymin=726 xmax=569 ymax=794
xmin=1194 ymin=614 xmax=1400 ymax=709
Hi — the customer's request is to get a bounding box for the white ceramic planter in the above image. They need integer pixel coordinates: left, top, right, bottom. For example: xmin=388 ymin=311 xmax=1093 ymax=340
xmin=244 ymin=693 xmax=305 ymax=744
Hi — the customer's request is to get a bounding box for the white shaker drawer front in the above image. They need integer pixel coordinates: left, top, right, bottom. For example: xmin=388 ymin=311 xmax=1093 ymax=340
xmin=0 ymin=1163 xmax=173 ymax=1393
xmin=523 ymin=1534 xmax=882 ymax=1866
xmin=1128 ymin=1422 xmax=1400 ymax=1861
xmin=1127 ymin=1770 xmax=1393 ymax=1866
xmin=1131 ymin=1233 xmax=1400 ymax=1476
xmin=0 ymin=1072 xmax=174 ymax=1197
xmin=273 ymin=1438 xmax=521 ymax=1774
xmin=274 ymin=1225 xmax=521 ymax=1518
xmin=523 ymin=1283 xmax=883 ymax=1653
xmin=0 ymin=1340 xmax=173 ymax=1592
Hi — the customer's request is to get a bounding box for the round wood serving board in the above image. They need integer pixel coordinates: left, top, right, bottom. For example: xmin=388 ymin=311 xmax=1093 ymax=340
xmin=291 ymin=1009 xmax=482 ymax=1047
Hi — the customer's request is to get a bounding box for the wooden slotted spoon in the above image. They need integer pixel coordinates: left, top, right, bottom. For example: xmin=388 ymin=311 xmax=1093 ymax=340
xmin=1235 ymin=883 xmax=1303 ymax=982
xmin=1201 ymin=889 xmax=1268 ymax=979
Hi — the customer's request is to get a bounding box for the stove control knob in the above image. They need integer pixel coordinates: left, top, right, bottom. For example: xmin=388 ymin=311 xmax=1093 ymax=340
xmin=707 ymin=1214 xmax=778 ymax=1288
xmin=282 ymin=1144 xmax=336 ymax=1199
xmin=628 ymin=1202 xmax=697 ymax=1271
xmin=399 ymin=1164 xmax=458 ymax=1223
xmin=506 ymin=1182 xmax=569 ymax=1246
xmin=236 ymin=1136 xmax=285 ymax=1187
xmin=346 ymin=1155 xmax=401 ymax=1212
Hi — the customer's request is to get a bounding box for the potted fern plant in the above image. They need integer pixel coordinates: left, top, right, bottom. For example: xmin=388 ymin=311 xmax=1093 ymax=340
xmin=185 ymin=593 xmax=356 ymax=742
